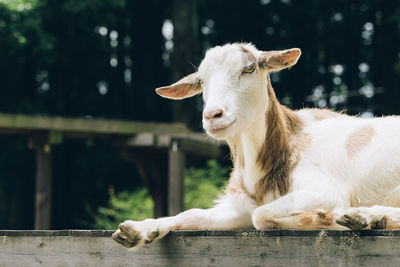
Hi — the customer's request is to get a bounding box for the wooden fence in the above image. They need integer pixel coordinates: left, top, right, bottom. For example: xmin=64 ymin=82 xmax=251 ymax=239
xmin=0 ymin=113 xmax=228 ymax=229
xmin=1 ymin=230 xmax=400 ymax=266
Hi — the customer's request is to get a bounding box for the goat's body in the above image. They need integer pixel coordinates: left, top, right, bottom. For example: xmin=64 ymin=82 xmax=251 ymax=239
xmin=246 ymin=108 xmax=400 ymax=231
xmin=295 ymin=109 xmax=400 ymax=208
xmin=113 ymin=43 xmax=400 ymax=249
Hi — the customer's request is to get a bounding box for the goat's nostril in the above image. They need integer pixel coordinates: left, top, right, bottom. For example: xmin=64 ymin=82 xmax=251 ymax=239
xmin=204 ymin=109 xmax=224 ymax=120
xmin=214 ymin=110 xmax=223 ymax=118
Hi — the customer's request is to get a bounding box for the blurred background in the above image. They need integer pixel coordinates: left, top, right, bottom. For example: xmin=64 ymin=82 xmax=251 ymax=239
xmin=1 ymin=0 xmax=399 ymax=230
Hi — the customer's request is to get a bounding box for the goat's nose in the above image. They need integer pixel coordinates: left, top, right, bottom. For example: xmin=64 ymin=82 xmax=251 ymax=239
xmin=203 ymin=108 xmax=223 ymax=120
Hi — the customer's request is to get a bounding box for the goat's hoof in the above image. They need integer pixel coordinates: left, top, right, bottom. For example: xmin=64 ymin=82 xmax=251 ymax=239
xmin=336 ymin=214 xmax=368 ymax=230
xmin=370 ymin=215 xmax=387 ymax=229
xmin=112 ymin=230 xmax=137 ymax=248
xmin=149 ymin=230 xmax=160 ymax=239
xmin=112 ymin=220 xmax=163 ymax=248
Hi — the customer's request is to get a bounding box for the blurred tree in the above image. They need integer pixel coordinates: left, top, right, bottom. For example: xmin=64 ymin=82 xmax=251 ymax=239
xmin=170 ymin=0 xmax=202 ymax=130
xmin=1 ymin=0 xmax=400 ymax=229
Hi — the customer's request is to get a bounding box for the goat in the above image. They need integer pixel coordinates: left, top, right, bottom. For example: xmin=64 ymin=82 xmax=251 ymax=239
xmin=112 ymin=43 xmax=400 ymax=248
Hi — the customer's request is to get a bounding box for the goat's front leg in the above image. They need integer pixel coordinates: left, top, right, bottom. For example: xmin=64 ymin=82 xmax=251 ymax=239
xmin=252 ymin=190 xmax=347 ymax=230
xmin=112 ymin=194 xmax=255 ymax=248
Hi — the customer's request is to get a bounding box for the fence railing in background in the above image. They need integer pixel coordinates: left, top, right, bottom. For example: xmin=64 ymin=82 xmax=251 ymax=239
xmin=0 ymin=113 xmax=228 ymax=229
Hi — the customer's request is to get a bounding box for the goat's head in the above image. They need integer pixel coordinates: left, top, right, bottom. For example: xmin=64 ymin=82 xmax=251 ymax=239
xmin=156 ymin=43 xmax=301 ymax=140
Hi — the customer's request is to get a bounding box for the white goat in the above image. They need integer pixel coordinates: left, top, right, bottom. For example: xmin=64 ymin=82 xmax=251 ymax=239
xmin=112 ymin=43 xmax=400 ymax=248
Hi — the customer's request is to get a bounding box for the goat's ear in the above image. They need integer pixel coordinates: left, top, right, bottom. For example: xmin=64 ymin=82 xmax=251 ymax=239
xmin=155 ymin=73 xmax=202 ymax=100
xmin=258 ymin=48 xmax=301 ymax=72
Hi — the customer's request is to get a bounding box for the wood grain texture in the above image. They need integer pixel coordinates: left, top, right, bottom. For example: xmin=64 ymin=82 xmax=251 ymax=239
xmin=1 ymin=230 xmax=400 ymax=267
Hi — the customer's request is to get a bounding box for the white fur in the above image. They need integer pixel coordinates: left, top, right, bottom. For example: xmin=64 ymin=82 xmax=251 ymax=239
xmin=113 ymin=43 xmax=400 ymax=248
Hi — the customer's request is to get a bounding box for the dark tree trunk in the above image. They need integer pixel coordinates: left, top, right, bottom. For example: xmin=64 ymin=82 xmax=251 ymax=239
xmin=171 ymin=0 xmax=201 ymax=130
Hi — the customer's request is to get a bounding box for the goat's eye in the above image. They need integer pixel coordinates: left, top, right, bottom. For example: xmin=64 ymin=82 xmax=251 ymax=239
xmin=242 ymin=66 xmax=255 ymax=74
xmin=198 ymin=79 xmax=204 ymax=86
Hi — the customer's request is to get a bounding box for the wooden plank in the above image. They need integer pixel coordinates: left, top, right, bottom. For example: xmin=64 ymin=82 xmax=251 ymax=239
xmin=168 ymin=141 xmax=185 ymax=216
xmin=120 ymin=133 xmax=228 ymax=159
xmin=1 ymin=230 xmax=400 ymax=266
xmin=174 ymin=137 xmax=228 ymax=158
xmin=34 ymin=145 xmax=52 ymax=230
xmin=116 ymin=133 xmax=159 ymax=147
xmin=0 ymin=113 xmax=189 ymax=137
xmin=125 ymin=133 xmax=155 ymax=146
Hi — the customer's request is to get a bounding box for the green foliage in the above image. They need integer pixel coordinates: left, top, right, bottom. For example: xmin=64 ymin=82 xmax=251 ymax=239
xmin=91 ymin=160 xmax=229 ymax=230
xmin=184 ymin=160 xmax=229 ymax=209
xmin=0 ymin=0 xmax=54 ymax=54
xmin=0 ymin=0 xmax=39 ymax=12
xmin=91 ymin=187 xmax=154 ymax=230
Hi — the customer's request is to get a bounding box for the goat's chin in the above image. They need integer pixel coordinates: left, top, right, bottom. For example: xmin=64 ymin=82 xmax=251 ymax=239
xmin=205 ymin=129 xmax=232 ymax=140
xmin=204 ymin=123 xmax=237 ymax=140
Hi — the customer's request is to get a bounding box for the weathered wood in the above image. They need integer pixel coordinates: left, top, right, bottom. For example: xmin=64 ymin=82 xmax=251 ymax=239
xmin=173 ymin=137 xmax=228 ymax=158
xmin=0 ymin=113 xmax=189 ymax=137
xmin=34 ymin=145 xmax=52 ymax=230
xmin=0 ymin=113 xmax=226 ymax=157
xmin=168 ymin=141 xmax=185 ymax=216
xmin=120 ymin=133 xmax=228 ymax=157
xmin=1 ymin=230 xmax=400 ymax=267
xmin=28 ymin=133 xmax=63 ymax=230
xmin=120 ymin=133 xmax=155 ymax=146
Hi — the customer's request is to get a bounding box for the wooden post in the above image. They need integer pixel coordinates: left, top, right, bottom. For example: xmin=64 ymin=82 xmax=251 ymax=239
xmin=168 ymin=140 xmax=185 ymax=216
xmin=29 ymin=131 xmax=62 ymax=230
xmin=118 ymin=148 xmax=169 ymax=218
xmin=150 ymin=159 xmax=168 ymax=218
xmin=34 ymin=144 xmax=52 ymax=230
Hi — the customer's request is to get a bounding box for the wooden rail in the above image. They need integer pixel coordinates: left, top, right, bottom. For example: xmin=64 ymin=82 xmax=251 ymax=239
xmin=0 ymin=113 xmax=228 ymax=229
xmin=0 ymin=113 xmax=190 ymax=136
xmin=1 ymin=230 xmax=400 ymax=266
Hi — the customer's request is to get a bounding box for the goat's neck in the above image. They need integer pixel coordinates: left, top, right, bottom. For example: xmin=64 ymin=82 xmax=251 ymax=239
xmin=227 ymin=74 xmax=301 ymax=204
xmin=227 ymin=112 xmax=266 ymax=196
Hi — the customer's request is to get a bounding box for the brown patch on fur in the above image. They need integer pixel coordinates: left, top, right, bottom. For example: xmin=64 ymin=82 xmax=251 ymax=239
xmin=254 ymin=74 xmax=309 ymax=203
xmin=317 ymin=211 xmax=334 ymax=226
xmin=297 ymin=211 xmax=314 ymax=226
xmin=306 ymin=108 xmax=343 ymax=121
xmin=296 ymin=211 xmax=333 ymax=228
xmin=346 ymin=125 xmax=375 ymax=158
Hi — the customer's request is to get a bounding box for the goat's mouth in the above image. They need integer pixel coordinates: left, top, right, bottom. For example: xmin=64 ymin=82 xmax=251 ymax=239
xmin=206 ymin=119 xmax=236 ymax=134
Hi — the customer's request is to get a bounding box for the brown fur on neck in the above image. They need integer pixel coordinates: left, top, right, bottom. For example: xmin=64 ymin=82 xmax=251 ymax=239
xmin=225 ymin=74 xmax=305 ymax=204
xmin=254 ymin=74 xmax=303 ymax=203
